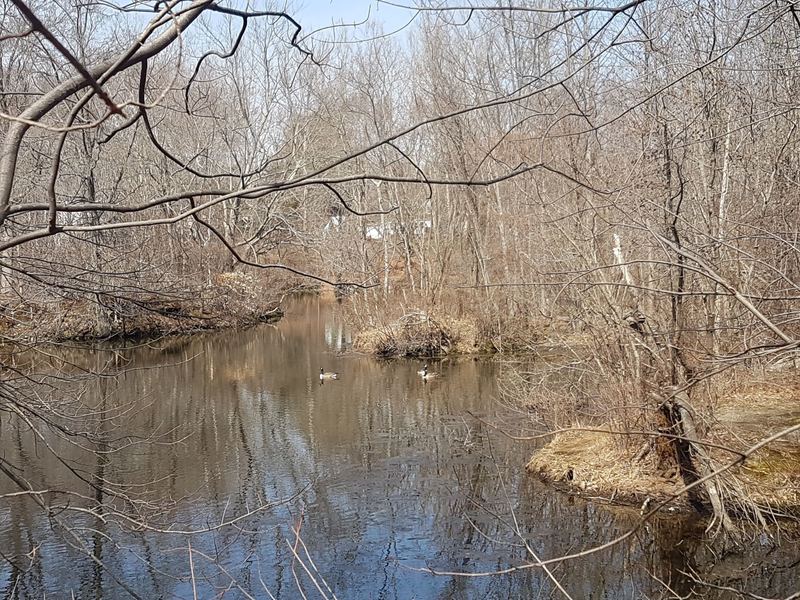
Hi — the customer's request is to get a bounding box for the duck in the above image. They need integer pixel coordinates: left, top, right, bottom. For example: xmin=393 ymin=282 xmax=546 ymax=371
xmin=417 ymin=364 xmax=437 ymax=380
xmin=319 ymin=368 xmax=339 ymax=380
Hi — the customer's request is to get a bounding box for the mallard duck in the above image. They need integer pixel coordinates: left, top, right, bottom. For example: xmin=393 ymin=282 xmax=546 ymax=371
xmin=319 ymin=368 xmax=339 ymax=380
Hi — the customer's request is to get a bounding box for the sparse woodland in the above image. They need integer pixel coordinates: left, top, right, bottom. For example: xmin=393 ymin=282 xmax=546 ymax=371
xmin=0 ymin=0 xmax=799 ymax=596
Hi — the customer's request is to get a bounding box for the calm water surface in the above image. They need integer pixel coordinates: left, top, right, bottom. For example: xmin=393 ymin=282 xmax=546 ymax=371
xmin=1 ymin=297 xmax=797 ymax=599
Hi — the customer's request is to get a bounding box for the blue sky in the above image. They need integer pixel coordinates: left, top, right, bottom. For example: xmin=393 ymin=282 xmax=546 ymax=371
xmin=292 ymin=0 xmax=414 ymax=36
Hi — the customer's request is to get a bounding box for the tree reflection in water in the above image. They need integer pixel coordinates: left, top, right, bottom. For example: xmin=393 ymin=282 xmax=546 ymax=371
xmin=0 ymin=297 xmax=797 ymax=599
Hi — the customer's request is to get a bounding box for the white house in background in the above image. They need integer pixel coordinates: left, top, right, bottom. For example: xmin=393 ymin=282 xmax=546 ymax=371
xmin=365 ymin=219 xmax=432 ymax=240
xmin=323 ymin=215 xmax=432 ymax=240
xmin=322 ymin=215 xmax=342 ymax=234
xmin=365 ymin=222 xmax=395 ymax=240
xmin=416 ymin=219 xmax=432 ymax=234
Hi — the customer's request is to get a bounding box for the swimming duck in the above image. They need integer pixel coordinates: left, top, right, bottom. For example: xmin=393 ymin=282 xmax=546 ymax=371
xmin=418 ymin=365 xmax=437 ymax=380
xmin=319 ymin=368 xmax=339 ymax=380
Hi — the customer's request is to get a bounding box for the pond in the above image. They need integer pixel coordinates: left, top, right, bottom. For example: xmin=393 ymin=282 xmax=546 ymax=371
xmin=1 ymin=296 xmax=797 ymax=599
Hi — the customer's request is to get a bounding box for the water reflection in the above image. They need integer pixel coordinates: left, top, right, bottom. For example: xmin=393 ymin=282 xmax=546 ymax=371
xmin=0 ymin=296 xmax=797 ymax=598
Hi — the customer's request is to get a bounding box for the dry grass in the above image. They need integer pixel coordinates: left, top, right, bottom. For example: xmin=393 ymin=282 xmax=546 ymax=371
xmin=527 ymin=369 xmax=800 ymax=516
xmin=350 ymin=310 xmax=555 ymax=357
xmin=710 ymin=373 xmax=800 ymax=515
xmin=737 ymin=446 xmax=800 ymax=510
xmin=1 ymin=272 xmax=284 ymax=343
xmin=526 ymin=429 xmax=686 ymax=507
xmin=713 ymin=376 xmax=800 ymax=439
xmin=343 ymin=287 xmax=560 ymax=357
xmin=352 ymin=312 xmax=486 ymax=357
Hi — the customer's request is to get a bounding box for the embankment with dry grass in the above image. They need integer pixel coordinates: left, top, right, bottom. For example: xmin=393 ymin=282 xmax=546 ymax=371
xmin=525 ymin=373 xmax=800 ymax=517
xmin=352 ymin=311 xmax=486 ymax=357
xmin=343 ymin=289 xmax=582 ymax=357
xmin=527 ymin=429 xmax=688 ymax=508
xmin=0 ymin=272 xmax=284 ymax=343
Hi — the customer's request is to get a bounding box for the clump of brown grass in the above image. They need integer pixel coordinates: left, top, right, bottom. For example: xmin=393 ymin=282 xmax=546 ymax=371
xmin=352 ymin=312 xmax=483 ymax=357
xmin=527 ymin=428 xmax=686 ymax=507
xmin=525 ymin=368 xmax=800 ymax=517
xmin=736 ymin=446 xmax=800 ymax=512
xmin=342 ymin=288 xmax=553 ymax=356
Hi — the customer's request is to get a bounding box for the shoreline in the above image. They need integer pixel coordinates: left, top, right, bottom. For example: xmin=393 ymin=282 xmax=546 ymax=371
xmin=525 ymin=375 xmax=800 ymax=521
xmin=0 ymin=295 xmax=284 ymax=347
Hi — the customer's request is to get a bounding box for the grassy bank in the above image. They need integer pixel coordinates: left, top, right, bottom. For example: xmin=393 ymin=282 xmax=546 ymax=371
xmin=0 ymin=272 xmax=284 ymax=343
xmin=526 ymin=373 xmax=800 ymax=517
xmin=527 ymin=429 xmax=688 ymax=509
xmin=343 ymin=290 xmax=579 ymax=357
xmin=352 ymin=311 xmax=488 ymax=357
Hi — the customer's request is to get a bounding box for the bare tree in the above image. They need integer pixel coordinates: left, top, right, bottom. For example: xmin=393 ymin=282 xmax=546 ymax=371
xmin=0 ymin=0 xmax=798 ymax=597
